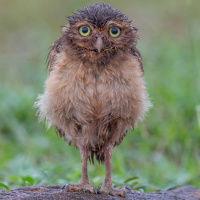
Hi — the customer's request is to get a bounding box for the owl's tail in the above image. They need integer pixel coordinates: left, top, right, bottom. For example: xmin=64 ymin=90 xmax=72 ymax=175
xmin=89 ymin=149 xmax=105 ymax=164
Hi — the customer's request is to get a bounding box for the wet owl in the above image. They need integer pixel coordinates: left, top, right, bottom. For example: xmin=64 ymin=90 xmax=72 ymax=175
xmin=35 ymin=3 xmax=151 ymax=197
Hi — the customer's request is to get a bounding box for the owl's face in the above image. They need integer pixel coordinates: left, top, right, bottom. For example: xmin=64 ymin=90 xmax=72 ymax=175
xmin=65 ymin=4 xmax=138 ymax=66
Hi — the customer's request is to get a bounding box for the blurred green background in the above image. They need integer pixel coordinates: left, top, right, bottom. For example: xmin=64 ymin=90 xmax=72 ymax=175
xmin=0 ymin=0 xmax=199 ymax=192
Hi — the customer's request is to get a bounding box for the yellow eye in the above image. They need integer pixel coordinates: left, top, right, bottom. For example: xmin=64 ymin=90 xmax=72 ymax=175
xmin=109 ymin=27 xmax=121 ymax=38
xmin=79 ymin=26 xmax=91 ymax=37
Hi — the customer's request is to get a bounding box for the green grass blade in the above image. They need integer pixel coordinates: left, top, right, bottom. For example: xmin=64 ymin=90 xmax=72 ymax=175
xmin=124 ymin=176 xmax=139 ymax=183
xmin=0 ymin=183 xmax=9 ymax=190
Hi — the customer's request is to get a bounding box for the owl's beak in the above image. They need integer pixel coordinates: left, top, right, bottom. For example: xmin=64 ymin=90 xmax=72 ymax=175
xmin=94 ymin=35 xmax=103 ymax=53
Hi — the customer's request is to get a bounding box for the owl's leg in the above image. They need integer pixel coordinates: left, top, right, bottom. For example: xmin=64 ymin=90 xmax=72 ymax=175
xmin=63 ymin=147 xmax=97 ymax=194
xmin=79 ymin=146 xmax=89 ymax=184
xmin=97 ymin=145 xmax=128 ymax=197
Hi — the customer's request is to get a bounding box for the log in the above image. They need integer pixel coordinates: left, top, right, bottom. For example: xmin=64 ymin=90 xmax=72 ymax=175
xmin=0 ymin=185 xmax=199 ymax=200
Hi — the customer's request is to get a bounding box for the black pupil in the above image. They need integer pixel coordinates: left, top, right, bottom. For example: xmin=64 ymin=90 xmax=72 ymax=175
xmin=82 ymin=27 xmax=88 ymax=33
xmin=111 ymin=28 xmax=118 ymax=35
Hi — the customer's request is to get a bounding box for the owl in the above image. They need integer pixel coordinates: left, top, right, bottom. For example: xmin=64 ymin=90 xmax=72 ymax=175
xmin=35 ymin=3 xmax=151 ymax=197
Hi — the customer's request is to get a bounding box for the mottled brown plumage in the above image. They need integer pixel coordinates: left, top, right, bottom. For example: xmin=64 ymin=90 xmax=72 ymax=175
xmin=35 ymin=3 xmax=151 ymax=197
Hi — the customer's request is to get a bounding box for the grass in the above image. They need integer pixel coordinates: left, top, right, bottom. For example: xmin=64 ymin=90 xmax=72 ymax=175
xmin=0 ymin=0 xmax=200 ymax=192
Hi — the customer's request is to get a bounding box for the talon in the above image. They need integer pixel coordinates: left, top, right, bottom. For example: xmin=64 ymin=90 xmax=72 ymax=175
xmin=65 ymin=185 xmax=70 ymax=191
xmin=93 ymin=187 xmax=98 ymax=194
xmin=97 ymin=185 xmax=102 ymax=193
xmin=125 ymin=186 xmax=130 ymax=191
xmin=62 ymin=185 xmax=69 ymax=190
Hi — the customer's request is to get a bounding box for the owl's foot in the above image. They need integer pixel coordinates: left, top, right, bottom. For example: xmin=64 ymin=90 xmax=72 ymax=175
xmin=97 ymin=185 xmax=130 ymax=197
xmin=62 ymin=183 xmax=97 ymax=194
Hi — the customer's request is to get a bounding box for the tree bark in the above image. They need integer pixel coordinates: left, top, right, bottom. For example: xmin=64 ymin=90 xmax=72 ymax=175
xmin=0 ymin=185 xmax=199 ymax=200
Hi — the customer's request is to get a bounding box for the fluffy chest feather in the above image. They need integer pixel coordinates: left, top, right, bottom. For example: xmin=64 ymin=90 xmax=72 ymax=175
xmin=35 ymin=51 xmax=151 ymax=149
xmin=45 ymin=52 xmax=145 ymax=125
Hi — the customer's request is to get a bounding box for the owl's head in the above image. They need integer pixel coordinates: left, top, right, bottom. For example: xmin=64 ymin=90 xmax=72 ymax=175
xmin=64 ymin=3 xmax=138 ymax=66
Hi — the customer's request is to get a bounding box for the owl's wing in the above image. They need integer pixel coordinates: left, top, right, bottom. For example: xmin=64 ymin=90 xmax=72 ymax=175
xmin=131 ymin=46 xmax=144 ymax=73
xmin=47 ymin=38 xmax=65 ymax=135
xmin=47 ymin=25 xmax=70 ymax=73
xmin=47 ymin=29 xmax=69 ymax=136
xmin=47 ymin=35 xmax=64 ymax=73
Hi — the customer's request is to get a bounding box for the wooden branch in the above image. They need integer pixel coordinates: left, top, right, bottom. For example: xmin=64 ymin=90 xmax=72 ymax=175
xmin=0 ymin=185 xmax=199 ymax=200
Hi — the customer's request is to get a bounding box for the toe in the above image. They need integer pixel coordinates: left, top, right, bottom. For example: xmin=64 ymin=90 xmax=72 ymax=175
xmin=114 ymin=189 xmax=126 ymax=197
xmin=61 ymin=185 xmax=66 ymax=190
xmin=84 ymin=184 xmax=97 ymax=194
xmin=62 ymin=183 xmax=97 ymax=194
xmin=63 ymin=184 xmax=75 ymax=192
xmin=97 ymin=185 xmax=102 ymax=193
xmin=62 ymin=185 xmax=69 ymax=190
xmin=125 ymin=186 xmax=131 ymax=191
xmin=97 ymin=185 xmax=127 ymax=197
xmin=92 ymin=186 xmax=98 ymax=194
